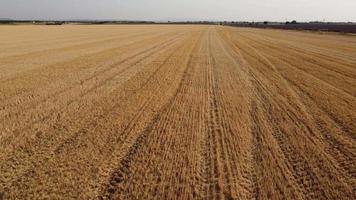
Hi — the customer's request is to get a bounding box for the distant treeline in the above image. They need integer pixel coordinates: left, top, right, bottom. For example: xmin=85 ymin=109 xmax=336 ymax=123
xmin=223 ymin=21 xmax=356 ymax=33
xmin=1 ymin=20 xmax=355 ymax=33
xmin=0 ymin=20 xmax=218 ymax=25
xmin=0 ymin=20 xmax=157 ymax=25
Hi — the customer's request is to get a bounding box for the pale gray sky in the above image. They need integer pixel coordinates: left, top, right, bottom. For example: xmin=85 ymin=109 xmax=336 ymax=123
xmin=1 ymin=0 xmax=355 ymax=22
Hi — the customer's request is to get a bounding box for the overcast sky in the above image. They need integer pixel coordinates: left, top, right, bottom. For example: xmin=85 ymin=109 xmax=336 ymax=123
xmin=1 ymin=0 xmax=355 ymax=22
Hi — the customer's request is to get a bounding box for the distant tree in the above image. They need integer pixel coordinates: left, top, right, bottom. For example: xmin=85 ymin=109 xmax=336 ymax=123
xmin=263 ymin=21 xmax=268 ymax=24
xmin=291 ymin=20 xmax=297 ymax=24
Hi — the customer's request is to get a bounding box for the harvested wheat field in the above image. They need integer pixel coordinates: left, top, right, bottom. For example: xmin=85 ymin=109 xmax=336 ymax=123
xmin=0 ymin=25 xmax=355 ymax=199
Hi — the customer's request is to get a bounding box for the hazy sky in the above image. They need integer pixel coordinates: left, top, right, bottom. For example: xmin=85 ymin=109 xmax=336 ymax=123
xmin=1 ymin=0 xmax=355 ymax=22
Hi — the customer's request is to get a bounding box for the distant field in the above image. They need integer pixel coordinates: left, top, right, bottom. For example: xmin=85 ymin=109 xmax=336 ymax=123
xmin=0 ymin=25 xmax=355 ymax=199
xmin=228 ymin=23 xmax=356 ymax=33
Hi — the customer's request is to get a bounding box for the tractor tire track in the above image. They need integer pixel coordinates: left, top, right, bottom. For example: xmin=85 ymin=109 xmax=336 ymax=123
xmin=98 ymin=30 xmax=204 ymax=199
